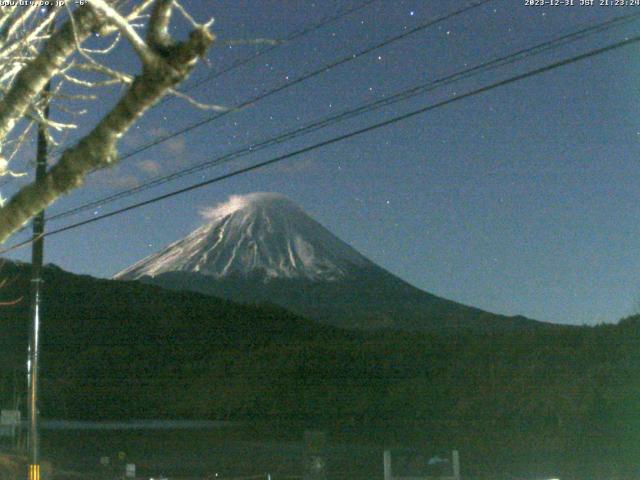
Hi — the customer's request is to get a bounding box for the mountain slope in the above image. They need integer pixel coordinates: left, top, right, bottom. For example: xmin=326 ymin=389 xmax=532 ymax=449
xmin=116 ymin=192 xmax=543 ymax=332
xmin=144 ymin=268 xmax=539 ymax=332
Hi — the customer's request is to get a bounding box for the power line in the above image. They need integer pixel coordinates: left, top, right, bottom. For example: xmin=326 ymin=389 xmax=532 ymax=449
xmin=2 ymin=30 xmax=636 ymax=254
xmin=0 ymin=0 xmax=379 ymax=189
xmin=0 ymin=0 xmax=497 ymax=248
xmin=47 ymin=0 xmax=493 ymax=178
xmin=46 ymin=9 xmax=640 ymax=223
xmin=2 ymin=0 xmax=493 ymax=214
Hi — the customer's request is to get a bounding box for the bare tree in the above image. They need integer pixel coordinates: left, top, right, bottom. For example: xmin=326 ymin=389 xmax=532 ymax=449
xmin=0 ymin=0 xmax=215 ymax=244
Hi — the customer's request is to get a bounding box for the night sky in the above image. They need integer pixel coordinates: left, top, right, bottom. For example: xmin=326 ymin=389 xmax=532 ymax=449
xmin=3 ymin=0 xmax=640 ymax=326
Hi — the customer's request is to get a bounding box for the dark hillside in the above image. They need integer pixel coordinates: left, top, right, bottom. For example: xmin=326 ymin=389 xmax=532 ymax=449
xmin=0 ymin=261 xmax=638 ymax=478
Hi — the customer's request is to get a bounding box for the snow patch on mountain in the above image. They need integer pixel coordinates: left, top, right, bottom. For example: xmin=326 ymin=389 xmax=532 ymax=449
xmin=115 ymin=192 xmax=374 ymax=282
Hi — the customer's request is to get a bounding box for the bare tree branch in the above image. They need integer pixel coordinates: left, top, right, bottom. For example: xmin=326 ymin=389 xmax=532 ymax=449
xmin=0 ymin=5 xmax=101 ymax=143
xmin=147 ymin=0 xmax=173 ymax=51
xmin=0 ymin=0 xmax=214 ymax=243
xmin=90 ymin=0 xmax=159 ymax=65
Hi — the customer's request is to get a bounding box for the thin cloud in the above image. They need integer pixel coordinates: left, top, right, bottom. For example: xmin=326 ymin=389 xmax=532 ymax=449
xmin=165 ymin=137 xmax=186 ymax=155
xmin=89 ymin=167 xmax=140 ymax=189
xmin=137 ymin=159 xmax=163 ymax=176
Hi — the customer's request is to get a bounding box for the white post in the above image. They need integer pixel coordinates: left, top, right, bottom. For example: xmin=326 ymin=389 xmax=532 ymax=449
xmin=383 ymin=450 xmax=393 ymax=480
xmin=125 ymin=463 xmax=136 ymax=479
xmin=452 ymin=450 xmax=460 ymax=480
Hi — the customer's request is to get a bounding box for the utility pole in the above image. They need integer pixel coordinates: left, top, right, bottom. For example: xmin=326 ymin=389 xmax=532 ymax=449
xmin=27 ymin=91 xmax=48 ymax=480
xmin=27 ymin=7 xmax=53 ymax=479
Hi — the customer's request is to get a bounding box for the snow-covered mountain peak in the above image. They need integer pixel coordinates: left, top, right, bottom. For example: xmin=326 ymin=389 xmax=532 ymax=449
xmin=115 ymin=192 xmax=374 ymax=282
xmin=199 ymin=192 xmax=301 ymax=221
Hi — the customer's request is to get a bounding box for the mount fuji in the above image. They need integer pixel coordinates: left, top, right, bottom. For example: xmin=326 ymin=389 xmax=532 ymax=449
xmin=117 ymin=192 xmax=374 ymax=282
xmin=116 ymin=192 xmax=542 ymax=332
